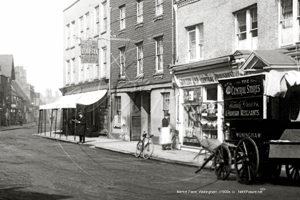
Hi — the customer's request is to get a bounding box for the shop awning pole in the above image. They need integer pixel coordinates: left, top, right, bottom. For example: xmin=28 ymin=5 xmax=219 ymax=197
xmin=54 ymin=109 xmax=58 ymax=137
xmin=60 ymin=109 xmax=63 ymax=139
xmin=50 ymin=109 xmax=53 ymax=137
xmin=44 ymin=110 xmax=46 ymax=136
xmin=74 ymin=108 xmax=77 ymax=141
xmin=37 ymin=110 xmax=41 ymax=134
xmin=66 ymin=109 xmax=69 ymax=140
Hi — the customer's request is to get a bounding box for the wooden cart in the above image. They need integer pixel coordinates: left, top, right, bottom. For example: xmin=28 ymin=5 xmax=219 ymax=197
xmin=197 ymin=73 xmax=300 ymax=184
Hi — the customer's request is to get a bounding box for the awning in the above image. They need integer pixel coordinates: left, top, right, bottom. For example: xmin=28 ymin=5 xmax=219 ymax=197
xmin=39 ymin=90 xmax=107 ymax=110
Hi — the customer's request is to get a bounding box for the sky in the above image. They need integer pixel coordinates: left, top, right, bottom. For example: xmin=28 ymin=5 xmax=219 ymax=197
xmin=0 ymin=0 xmax=76 ymax=95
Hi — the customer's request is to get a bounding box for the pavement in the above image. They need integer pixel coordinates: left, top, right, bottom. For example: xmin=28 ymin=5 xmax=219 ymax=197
xmin=0 ymin=123 xmax=214 ymax=170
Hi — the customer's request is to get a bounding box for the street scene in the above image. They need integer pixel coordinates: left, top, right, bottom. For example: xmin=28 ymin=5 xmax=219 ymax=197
xmin=1 ymin=0 xmax=300 ymax=199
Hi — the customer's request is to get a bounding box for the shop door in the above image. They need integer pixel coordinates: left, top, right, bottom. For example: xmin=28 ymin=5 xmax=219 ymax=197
xmin=131 ymin=92 xmax=141 ymax=141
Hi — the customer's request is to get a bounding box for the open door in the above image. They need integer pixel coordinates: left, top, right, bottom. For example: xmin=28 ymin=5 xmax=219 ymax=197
xmin=131 ymin=92 xmax=141 ymax=141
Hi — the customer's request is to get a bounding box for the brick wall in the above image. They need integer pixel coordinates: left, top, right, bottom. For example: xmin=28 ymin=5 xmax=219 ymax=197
xmin=110 ymin=0 xmax=174 ymax=90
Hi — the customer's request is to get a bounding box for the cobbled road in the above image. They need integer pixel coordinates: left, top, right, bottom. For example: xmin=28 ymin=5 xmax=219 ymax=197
xmin=0 ymin=126 xmax=299 ymax=200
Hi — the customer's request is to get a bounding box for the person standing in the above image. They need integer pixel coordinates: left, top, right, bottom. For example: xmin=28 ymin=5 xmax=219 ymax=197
xmin=75 ymin=111 xmax=86 ymax=144
xmin=161 ymin=114 xmax=171 ymax=149
xmin=18 ymin=114 xmax=23 ymax=126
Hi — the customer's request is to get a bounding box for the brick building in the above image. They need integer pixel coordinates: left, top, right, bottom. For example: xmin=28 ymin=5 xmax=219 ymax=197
xmin=110 ymin=0 xmax=176 ymax=143
xmin=169 ymin=0 xmax=300 ymax=149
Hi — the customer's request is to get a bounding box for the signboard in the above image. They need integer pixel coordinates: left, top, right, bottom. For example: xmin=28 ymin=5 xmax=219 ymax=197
xmin=183 ymin=87 xmax=202 ymax=104
xmin=81 ymin=40 xmax=98 ymax=64
xmin=219 ymin=74 xmax=265 ymax=119
xmin=178 ymin=70 xmax=240 ymax=87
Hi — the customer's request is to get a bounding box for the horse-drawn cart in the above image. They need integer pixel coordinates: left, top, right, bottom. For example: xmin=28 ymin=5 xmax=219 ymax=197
xmin=196 ymin=72 xmax=300 ymax=184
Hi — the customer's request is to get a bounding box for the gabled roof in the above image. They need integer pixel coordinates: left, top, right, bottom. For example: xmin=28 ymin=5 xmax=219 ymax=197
xmin=11 ymin=80 xmax=30 ymax=103
xmin=241 ymin=50 xmax=298 ymax=71
xmin=0 ymin=55 xmax=15 ymax=80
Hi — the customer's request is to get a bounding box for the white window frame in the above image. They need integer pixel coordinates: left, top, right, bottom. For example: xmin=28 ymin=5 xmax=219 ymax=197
xmin=155 ymin=36 xmax=163 ymax=72
xmin=94 ymin=6 xmax=100 ymax=35
xmin=119 ymin=5 xmax=126 ymax=30
xmin=279 ymin=0 xmax=300 ymax=46
xmin=66 ymin=60 xmax=70 ymax=85
xmin=85 ymin=12 xmax=90 ymax=38
xmin=78 ymin=57 xmax=83 ymax=82
xmin=66 ymin=24 xmax=70 ymax=48
xmin=155 ymin=0 xmax=163 ymax=16
xmin=71 ymin=58 xmax=75 ymax=84
xmin=102 ymin=1 xmax=107 ymax=32
xmin=71 ymin=21 xmax=76 ymax=46
xmin=79 ymin=16 xmax=84 ymax=41
xmin=136 ymin=42 xmax=143 ymax=75
xmin=120 ymin=47 xmax=126 ymax=78
xmin=137 ymin=0 xmax=143 ymax=23
xmin=187 ymin=24 xmax=204 ymax=62
xmin=235 ymin=6 xmax=258 ymax=51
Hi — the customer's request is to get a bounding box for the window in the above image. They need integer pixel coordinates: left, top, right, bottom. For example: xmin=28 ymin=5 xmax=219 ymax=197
xmin=79 ymin=57 xmax=84 ymax=82
xmin=79 ymin=16 xmax=84 ymax=40
xmin=137 ymin=1 xmax=143 ymax=23
xmin=136 ymin=43 xmax=143 ymax=75
xmin=162 ymin=93 xmax=170 ymax=116
xmin=156 ymin=0 xmax=163 ymax=16
xmin=115 ymin=96 xmax=122 ymax=126
xmin=155 ymin=36 xmax=163 ymax=72
xmin=102 ymin=47 xmax=107 ymax=78
xmin=119 ymin=5 xmax=126 ymax=30
xmin=66 ymin=24 xmax=70 ymax=48
xmin=66 ymin=60 xmax=70 ymax=84
xmin=72 ymin=21 xmax=76 ymax=46
xmin=85 ymin=12 xmax=90 ymax=37
xmin=95 ymin=6 xmax=100 ymax=34
xmin=235 ymin=6 xmax=257 ymax=50
xmin=120 ymin=47 xmax=126 ymax=77
xmin=86 ymin=64 xmax=90 ymax=81
xmin=71 ymin=58 xmax=75 ymax=83
xmin=204 ymin=85 xmax=217 ymax=101
xmin=102 ymin=2 xmax=107 ymax=32
xmin=187 ymin=24 xmax=204 ymax=61
xmin=279 ymin=0 xmax=300 ymax=45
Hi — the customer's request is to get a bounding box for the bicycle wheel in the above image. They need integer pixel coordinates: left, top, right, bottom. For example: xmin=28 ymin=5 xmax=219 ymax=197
xmin=143 ymin=141 xmax=154 ymax=159
xmin=135 ymin=141 xmax=142 ymax=158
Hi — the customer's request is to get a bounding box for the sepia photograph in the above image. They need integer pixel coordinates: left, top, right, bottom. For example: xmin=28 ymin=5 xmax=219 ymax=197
xmin=0 ymin=0 xmax=300 ymax=199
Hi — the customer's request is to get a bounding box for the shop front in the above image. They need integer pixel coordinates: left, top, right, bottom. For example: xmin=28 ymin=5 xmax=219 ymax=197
xmin=169 ymin=55 xmax=243 ymax=149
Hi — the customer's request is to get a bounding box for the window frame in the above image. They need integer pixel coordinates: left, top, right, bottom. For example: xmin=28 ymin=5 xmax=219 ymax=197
xmin=187 ymin=24 xmax=204 ymax=62
xmin=137 ymin=0 xmax=143 ymax=23
xmin=235 ymin=6 xmax=258 ymax=50
xmin=71 ymin=21 xmax=76 ymax=47
xmin=94 ymin=6 xmax=100 ymax=35
xmin=155 ymin=36 xmax=163 ymax=72
xmin=115 ymin=96 xmax=122 ymax=126
xmin=102 ymin=47 xmax=107 ymax=78
xmin=136 ymin=42 xmax=144 ymax=75
xmin=66 ymin=24 xmax=70 ymax=48
xmin=119 ymin=5 xmax=126 ymax=30
xmin=85 ymin=12 xmax=90 ymax=38
xmin=155 ymin=0 xmax=163 ymax=16
xmin=119 ymin=47 xmax=126 ymax=78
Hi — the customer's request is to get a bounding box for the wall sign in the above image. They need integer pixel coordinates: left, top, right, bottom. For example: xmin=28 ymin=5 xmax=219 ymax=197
xmin=178 ymin=70 xmax=240 ymax=87
xmin=81 ymin=40 xmax=99 ymax=64
xmin=183 ymin=87 xmax=202 ymax=104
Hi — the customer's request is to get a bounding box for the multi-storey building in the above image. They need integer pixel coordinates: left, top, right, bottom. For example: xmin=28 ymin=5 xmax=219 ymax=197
xmin=62 ymin=0 xmax=110 ymax=135
xmin=110 ymin=0 xmax=176 ymax=143
xmin=169 ymin=0 xmax=300 ymax=149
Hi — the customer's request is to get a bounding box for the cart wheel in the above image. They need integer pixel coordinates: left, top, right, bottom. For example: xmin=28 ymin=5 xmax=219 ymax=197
xmin=214 ymin=144 xmax=231 ymax=180
xmin=234 ymin=137 xmax=259 ymax=184
xmin=285 ymin=164 xmax=300 ymax=182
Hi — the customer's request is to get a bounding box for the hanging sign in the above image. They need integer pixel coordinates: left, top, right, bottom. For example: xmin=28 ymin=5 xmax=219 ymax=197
xmin=81 ymin=40 xmax=99 ymax=64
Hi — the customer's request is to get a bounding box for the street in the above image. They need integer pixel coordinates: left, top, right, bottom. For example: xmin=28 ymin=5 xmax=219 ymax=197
xmin=0 ymin=126 xmax=299 ymax=200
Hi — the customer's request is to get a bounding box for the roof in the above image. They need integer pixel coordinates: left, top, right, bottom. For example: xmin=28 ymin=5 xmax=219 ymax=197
xmin=0 ymin=55 xmax=15 ymax=79
xmin=11 ymin=80 xmax=30 ymax=102
xmin=253 ymin=50 xmax=297 ymax=66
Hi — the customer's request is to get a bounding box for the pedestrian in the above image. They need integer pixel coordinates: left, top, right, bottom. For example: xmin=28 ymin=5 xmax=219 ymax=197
xmin=75 ymin=111 xmax=86 ymax=144
xmin=19 ymin=114 xmax=23 ymax=126
xmin=161 ymin=114 xmax=171 ymax=150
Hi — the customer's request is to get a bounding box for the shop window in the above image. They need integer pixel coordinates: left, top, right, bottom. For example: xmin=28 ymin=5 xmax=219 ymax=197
xmin=162 ymin=93 xmax=170 ymax=116
xmin=205 ymin=85 xmax=217 ymax=101
xmin=235 ymin=6 xmax=257 ymax=50
xmin=114 ymin=96 xmax=121 ymax=127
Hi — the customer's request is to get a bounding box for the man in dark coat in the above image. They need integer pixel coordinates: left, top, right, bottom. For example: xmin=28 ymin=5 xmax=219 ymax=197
xmin=76 ymin=111 xmax=86 ymax=143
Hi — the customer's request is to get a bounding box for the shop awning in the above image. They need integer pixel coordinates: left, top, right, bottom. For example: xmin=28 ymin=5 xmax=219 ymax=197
xmin=39 ymin=90 xmax=107 ymax=110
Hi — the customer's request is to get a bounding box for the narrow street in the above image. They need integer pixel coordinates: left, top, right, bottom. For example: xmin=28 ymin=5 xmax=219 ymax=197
xmin=0 ymin=126 xmax=299 ymax=200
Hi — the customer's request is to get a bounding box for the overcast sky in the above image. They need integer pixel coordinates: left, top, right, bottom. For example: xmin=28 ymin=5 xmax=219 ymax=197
xmin=0 ymin=0 xmax=76 ymax=95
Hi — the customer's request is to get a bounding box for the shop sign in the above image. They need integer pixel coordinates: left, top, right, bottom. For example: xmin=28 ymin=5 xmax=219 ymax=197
xmin=178 ymin=70 xmax=239 ymax=87
xmin=183 ymin=87 xmax=202 ymax=104
xmin=235 ymin=132 xmax=262 ymax=138
xmin=81 ymin=40 xmax=98 ymax=64
xmin=224 ymin=97 xmax=263 ymax=119
xmin=219 ymin=74 xmax=264 ymax=100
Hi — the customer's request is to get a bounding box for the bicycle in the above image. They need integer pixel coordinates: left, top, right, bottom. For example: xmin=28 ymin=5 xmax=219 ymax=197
xmin=135 ymin=131 xmax=154 ymax=159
